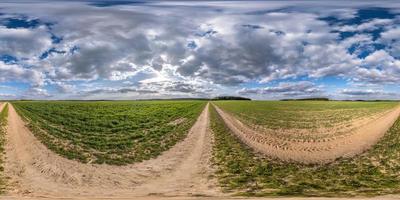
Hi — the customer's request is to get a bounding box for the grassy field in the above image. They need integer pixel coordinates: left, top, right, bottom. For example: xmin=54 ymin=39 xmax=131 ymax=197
xmin=210 ymin=103 xmax=400 ymax=197
xmin=0 ymin=104 xmax=8 ymax=193
xmin=12 ymin=101 xmax=206 ymax=165
xmin=214 ymin=101 xmax=398 ymax=139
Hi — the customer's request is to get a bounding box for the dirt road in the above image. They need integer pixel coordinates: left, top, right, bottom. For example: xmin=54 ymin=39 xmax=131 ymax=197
xmin=4 ymin=101 xmax=400 ymax=199
xmin=3 ymin=103 xmax=220 ymax=198
xmin=3 ymin=195 xmax=400 ymax=200
xmin=214 ymin=104 xmax=400 ymax=164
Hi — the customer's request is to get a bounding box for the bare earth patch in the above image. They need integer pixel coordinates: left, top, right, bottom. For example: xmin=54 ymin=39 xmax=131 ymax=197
xmin=3 ymin=103 xmax=221 ymax=199
xmin=168 ymin=118 xmax=186 ymax=126
xmin=214 ymin=104 xmax=400 ymax=164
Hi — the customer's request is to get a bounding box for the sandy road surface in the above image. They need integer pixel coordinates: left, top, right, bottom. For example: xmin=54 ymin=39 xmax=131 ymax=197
xmin=3 ymin=103 xmax=220 ymax=199
xmin=3 ymin=196 xmax=400 ymax=200
xmin=1 ymin=102 xmax=400 ymax=199
xmin=214 ymin=104 xmax=400 ymax=164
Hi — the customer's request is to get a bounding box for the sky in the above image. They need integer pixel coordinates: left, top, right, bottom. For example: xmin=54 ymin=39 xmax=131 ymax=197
xmin=0 ymin=0 xmax=399 ymax=100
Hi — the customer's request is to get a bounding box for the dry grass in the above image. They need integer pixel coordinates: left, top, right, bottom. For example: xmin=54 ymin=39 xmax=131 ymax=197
xmin=0 ymin=103 xmax=8 ymax=193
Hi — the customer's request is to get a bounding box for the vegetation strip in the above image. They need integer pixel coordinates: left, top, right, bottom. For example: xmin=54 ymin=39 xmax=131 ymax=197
xmin=210 ymin=104 xmax=400 ymax=196
xmin=0 ymin=103 xmax=8 ymax=193
xmin=12 ymin=101 xmax=206 ymax=165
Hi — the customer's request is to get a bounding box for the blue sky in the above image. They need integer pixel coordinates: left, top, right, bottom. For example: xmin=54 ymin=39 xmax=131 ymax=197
xmin=0 ymin=0 xmax=399 ymax=100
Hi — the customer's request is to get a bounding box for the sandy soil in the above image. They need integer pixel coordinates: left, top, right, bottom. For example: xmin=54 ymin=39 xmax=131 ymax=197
xmin=246 ymin=108 xmax=394 ymax=141
xmin=3 ymin=103 xmax=221 ymax=199
xmin=3 ymin=101 xmax=400 ymax=200
xmin=214 ymin=104 xmax=400 ymax=164
xmin=3 ymin=195 xmax=400 ymax=200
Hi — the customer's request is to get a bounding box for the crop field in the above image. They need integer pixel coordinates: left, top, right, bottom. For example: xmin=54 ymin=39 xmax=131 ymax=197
xmin=0 ymin=103 xmax=8 ymax=193
xmin=210 ymin=104 xmax=400 ymax=196
xmin=2 ymin=100 xmax=400 ymax=198
xmin=12 ymin=101 xmax=206 ymax=165
xmin=214 ymin=101 xmax=399 ymax=140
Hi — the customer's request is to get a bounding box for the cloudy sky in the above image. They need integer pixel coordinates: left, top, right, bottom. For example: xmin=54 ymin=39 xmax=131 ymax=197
xmin=0 ymin=0 xmax=399 ymax=100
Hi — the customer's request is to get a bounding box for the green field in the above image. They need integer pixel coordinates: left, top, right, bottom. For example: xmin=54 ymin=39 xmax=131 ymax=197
xmin=13 ymin=101 xmax=206 ymax=165
xmin=210 ymin=103 xmax=400 ymax=196
xmin=0 ymin=104 xmax=8 ymax=193
xmin=214 ymin=101 xmax=398 ymax=139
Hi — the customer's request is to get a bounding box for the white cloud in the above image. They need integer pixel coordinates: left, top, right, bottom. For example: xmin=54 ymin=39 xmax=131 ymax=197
xmin=338 ymin=18 xmax=394 ymax=32
xmin=0 ymin=25 xmax=52 ymax=58
xmin=340 ymin=88 xmax=395 ymax=96
xmin=0 ymin=62 xmax=44 ymax=86
xmin=0 ymin=1 xmax=398 ymax=100
xmin=238 ymin=81 xmax=323 ymax=98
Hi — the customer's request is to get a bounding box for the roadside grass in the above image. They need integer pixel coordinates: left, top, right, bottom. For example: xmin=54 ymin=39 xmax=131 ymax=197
xmin=0 ymin=103 xmax=8 ymax=193
xmin=12 ymin=101 xmax=206 ymax=165
xmin=210 ymin=104 xmax=400 ymax=197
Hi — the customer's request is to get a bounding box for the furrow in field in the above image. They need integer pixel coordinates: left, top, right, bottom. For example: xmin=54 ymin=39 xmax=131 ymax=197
xmin=213 ymin=104 xmax=400 ymax=164
xmin=4 ymin=103 xmax=219 ymax=198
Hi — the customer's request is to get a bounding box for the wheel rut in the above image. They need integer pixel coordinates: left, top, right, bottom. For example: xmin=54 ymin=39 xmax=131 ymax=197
xmin=3 ymin=103 xmax=221 ymax=199
xmin=214 ymin=104 xmax=400 ymax=164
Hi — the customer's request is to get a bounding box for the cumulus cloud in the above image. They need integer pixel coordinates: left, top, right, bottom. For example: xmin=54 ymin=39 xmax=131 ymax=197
xmin=0 ymin=25 xmax=52 ymax=58
xmin=21 ymin=87 xmax=51 ymax=99
xmin=380 ymin=27 xmax=400 ymax=57
xmin=138 ymin=80 xmax=214 ymax=96
xmin=0 ymin=93 xmax=16 ymax=99
xmin=53 ymin=82 xmax=75 ymax=93
xmin=0 ymin=62 xmax=44 ymax=86
xmin=238 ymin=81 xmax=323 ymax=97
xmin=340 ymin=89 xmax=395 ymax=96
xmin=338 ymin=18 xmax=394 ymax=32
xmin=81 ymin=88 xmax=158 ymax=96
xmin=0 ymin=1 xmax=398 ymax=100
xmin=353 ymin=50 xmax=400 ymax=84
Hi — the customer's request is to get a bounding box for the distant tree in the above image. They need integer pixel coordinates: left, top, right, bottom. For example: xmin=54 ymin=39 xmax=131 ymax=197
xmin=213 ymin=96 xmax=251 ymax=101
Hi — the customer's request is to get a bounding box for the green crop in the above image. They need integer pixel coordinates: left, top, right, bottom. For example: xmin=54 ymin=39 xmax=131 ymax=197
xmin=210 ymin=103 xmax=400 ymax=197
xmin=12 ymin=101 xmax=206 ymax=165
xmin=214 ymin=100 xmax=398 ymax=139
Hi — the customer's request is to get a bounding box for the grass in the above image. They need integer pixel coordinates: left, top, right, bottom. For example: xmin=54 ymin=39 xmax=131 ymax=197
xmin=214 ymin=101 xmax=398 ymax=129
xmin=210 ymin=103 xmax=400 ymax=197
xmin=214 ymin=101 xmax=398 ymax=139
xmin=12 ymin=101 xmax=206 ymax=165
xmin=0 ymin=103 xmax=8 ymax=193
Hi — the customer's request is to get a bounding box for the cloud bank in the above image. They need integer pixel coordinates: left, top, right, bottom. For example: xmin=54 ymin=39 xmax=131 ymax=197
xmin=0 ymin=0 xmax=399 ymax=100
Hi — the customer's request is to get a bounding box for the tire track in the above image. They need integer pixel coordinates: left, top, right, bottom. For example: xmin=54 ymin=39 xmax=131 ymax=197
xmin=214 ymin=104 xmax=400 ymax=164
xmin=3 ymin=102 xmax=220 ymax=198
